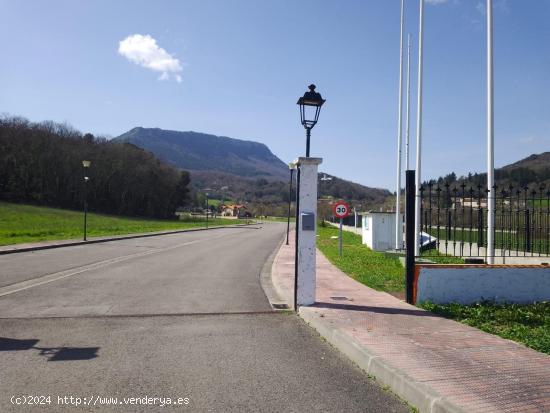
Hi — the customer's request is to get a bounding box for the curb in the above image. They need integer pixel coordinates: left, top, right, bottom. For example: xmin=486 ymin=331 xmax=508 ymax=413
xmin=298 ymin=309 xmax=468 ymax=413
xmin=259 ymin=231 xmax=291 ymax=311
xmin=0 ymin=223 xmax=259 ymax=256
xmin=267 ymin=237 xmax=294 ymax=308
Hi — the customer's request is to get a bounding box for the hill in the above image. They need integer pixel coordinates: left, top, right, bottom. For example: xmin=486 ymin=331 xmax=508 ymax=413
xmin=502 ymin=152 xmax=550 ymax=173
xmin=425 ymin=152 xmax=550 ymax=189
xmin=191 ymin=170 xmax=390 ymax=206
xmin=114 ymin=127 xmax=391 ymax=211
xmin=114 ymin=127 xmax=288 ymax=181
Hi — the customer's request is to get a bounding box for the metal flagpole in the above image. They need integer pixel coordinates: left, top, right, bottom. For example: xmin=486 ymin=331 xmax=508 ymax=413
xmin=405 ymin=34 xmax=411 ymax=171
xmin=395 ymin=0 xmax=405 ymax=250
xmin=414 ymin=0 xmax=424 ymax=256
xmin=487 ymin=0 xmax=495 ymax=264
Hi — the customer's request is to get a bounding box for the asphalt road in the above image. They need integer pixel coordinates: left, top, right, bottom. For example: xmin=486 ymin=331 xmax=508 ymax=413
xmin=0 ymin=223 xmax=409 ymax=412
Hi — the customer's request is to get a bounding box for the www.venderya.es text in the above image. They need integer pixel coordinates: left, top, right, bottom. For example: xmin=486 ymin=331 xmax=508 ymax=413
xmin=11 ymin=395 xmax=190 ymax=408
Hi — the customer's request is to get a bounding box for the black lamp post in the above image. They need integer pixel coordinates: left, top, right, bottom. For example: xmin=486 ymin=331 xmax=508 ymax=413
xmin=286 ymin=162 xmax=296 ymax=245
xmin=297 ymin=84 xmax=325 ymax=157
xmin=204 ymin=188 xmax=212 ymax=229
xmin=82 ymin=160 xmax=91 ymax=241
xmin=205 ymin=192 xmax=209 ymax=229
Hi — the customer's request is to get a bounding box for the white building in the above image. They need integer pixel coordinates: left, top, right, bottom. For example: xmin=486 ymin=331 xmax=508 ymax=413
xmin=362 ymin=212 xmax=404 ymax=251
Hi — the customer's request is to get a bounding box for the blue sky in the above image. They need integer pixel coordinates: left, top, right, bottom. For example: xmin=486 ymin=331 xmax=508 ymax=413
xmin=1 ymin=0 xmax=549 ymax=190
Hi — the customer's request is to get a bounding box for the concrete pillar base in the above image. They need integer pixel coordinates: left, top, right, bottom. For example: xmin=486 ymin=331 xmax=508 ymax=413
xmin=294 ymin=157 xmax=322 ymax=306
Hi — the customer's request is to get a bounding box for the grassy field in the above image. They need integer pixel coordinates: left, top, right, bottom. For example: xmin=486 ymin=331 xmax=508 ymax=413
xmin=420 ymin=301 xmax=550 ymax=355
xmin=316 ymin=224 xmax=405 ymax=293
xmin=316 ymin=224 xmax=462 ymax=293
xmin=0 ymin=202 xmax=240 ymax=246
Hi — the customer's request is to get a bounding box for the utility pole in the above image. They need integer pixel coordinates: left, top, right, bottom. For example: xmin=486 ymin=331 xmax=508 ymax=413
xmin=487 ymin=0 xmax=495 ymax=264
xmin=414 ymin=0 xmax=425 ymax=256
xmin=405 ymin=34 xmax=412 ymax=171
xmin=395 ymin=0 xmax=405 ymax=250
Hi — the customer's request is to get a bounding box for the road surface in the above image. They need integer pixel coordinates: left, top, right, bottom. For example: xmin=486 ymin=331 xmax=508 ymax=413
xmin=0 ymin=223 xmax=409 ymax=412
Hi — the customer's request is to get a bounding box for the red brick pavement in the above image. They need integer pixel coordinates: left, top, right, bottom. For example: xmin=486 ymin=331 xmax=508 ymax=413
xmin=272 ymin=231 xmax=550 ymax=413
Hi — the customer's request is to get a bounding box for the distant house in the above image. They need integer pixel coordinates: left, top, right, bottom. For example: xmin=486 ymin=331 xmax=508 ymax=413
xmin=219 ymin=204 xmax=250 ymax=218
xmin=453 ymin=197 xmax=488 ymax=209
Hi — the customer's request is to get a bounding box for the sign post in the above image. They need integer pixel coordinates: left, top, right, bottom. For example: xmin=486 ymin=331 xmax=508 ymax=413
xmin=333 ymin=201 xmax=350 ymax=257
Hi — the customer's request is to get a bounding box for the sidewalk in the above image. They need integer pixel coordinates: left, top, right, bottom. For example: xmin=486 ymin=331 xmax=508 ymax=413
xmin=271 ymin=231 xmax=550 ymax=413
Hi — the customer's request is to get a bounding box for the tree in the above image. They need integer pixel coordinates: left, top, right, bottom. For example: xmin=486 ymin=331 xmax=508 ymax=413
xmin=0 ymin=115 xmax=191 ymax=218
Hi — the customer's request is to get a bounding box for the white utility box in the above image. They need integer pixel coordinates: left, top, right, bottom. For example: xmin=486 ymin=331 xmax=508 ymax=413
xmin=362 ymin=212 xmax=404 ymax=251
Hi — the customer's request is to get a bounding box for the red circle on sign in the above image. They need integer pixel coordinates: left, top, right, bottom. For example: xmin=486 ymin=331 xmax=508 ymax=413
xmin=332 ymin=201 xmax=350 ymax=218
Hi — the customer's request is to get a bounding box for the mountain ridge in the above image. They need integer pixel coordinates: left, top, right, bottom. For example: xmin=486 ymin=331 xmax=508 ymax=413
xmin=114 ymin=127 xmax=288 ymax=181
xmin=425 ymin=152 xmax=550 ymax=189
xmin=114 ymin=126 xmax=392 ymax=208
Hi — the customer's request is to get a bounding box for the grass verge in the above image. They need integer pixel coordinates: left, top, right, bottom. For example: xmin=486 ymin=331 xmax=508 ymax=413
xmin=316 ymin=224 xmax=463 ymax=293
xmin=316 ymin=224 xmax=404 ymax=293
xmin=0 ymin=202 xmax=241 ymax=246
xmin=419 ymin=301 xmax=550 ymax=355
xmin=260 ymin=216 xmax=295 ymax=223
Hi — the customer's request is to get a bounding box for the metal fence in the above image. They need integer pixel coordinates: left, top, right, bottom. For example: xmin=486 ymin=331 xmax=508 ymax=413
xmin=418 ymin=182 xmax=550 ymax=259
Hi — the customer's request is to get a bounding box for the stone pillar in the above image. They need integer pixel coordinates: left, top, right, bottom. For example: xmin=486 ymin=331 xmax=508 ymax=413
xmin=295 ymin=157 xmax=322 ymax=306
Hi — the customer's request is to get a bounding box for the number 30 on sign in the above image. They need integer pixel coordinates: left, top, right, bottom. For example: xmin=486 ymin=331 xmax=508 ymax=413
xmin=332 ymin=201 xmax=350 ymax=218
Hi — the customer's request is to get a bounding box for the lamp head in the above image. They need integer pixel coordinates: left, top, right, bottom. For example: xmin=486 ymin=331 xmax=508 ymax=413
xmin=297 ymin=84 xmax=325 ymax=129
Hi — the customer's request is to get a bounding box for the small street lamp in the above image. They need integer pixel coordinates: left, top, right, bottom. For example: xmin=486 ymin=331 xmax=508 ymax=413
xmin=82 ymin=160 xmax=91 ymax=241
xmin=286 ymin=162 xmax=296 ymax=245
xmin=297 ymin=84 xmax=325 ymax=157
xmin=204 ymin=188 xmax=212 ymax=229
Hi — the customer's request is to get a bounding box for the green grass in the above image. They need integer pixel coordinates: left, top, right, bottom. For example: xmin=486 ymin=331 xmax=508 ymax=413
xmin=419 ymin=301 xmax=550 ymax=355
xmin=426 ymin=227 xmax=550 ymax=255
xmin=420 ymin=250 xmax=464 ymax=264
xmin=259 ymin=216 xmax=295 ymax=223
xmin=529 ymin=199 xmax=550 ymax=208
xmin=316 ymin=224 xmax=405 ymax=293
xmin=0 ymin=202 xmax=240 ymax=246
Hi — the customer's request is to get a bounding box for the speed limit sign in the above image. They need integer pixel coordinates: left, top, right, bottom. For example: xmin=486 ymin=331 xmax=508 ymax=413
xmin=332 ymin=201 xmax=350 ymax=218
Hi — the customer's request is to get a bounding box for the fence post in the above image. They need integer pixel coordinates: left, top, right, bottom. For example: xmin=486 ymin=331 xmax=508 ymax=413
xmin=405 ymin=170 xmax=416 ymax=304
xmin=525 ymin=208 xmax=531 ymax=253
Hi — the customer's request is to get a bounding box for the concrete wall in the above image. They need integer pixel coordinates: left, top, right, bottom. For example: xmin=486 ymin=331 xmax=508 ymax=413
xmin=415 ymin=264 xmax=550 ymax=304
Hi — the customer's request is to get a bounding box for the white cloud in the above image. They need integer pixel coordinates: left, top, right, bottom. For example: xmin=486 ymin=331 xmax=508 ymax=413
xmin=118 ymin=34 xmax=182 ymax=83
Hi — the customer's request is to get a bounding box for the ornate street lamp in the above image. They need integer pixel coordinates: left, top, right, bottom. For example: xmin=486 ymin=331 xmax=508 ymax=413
xmin=297 ymin=84 xmax=325 ymax=157
xmin=82 ymin=160 xmax=91 ymax=241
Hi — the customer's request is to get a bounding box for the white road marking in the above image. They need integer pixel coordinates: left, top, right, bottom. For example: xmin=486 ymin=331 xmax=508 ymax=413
xmin=0 ymin=230 xmax=238 ymax=297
